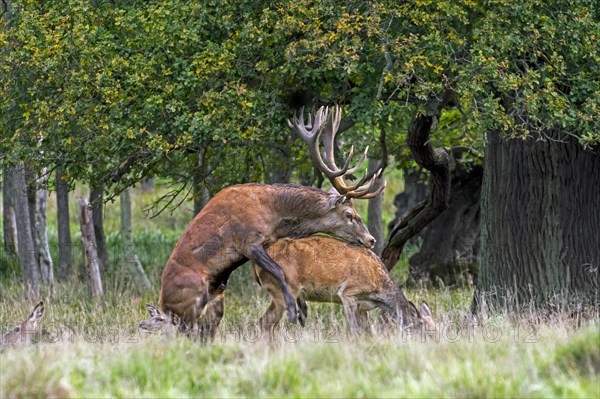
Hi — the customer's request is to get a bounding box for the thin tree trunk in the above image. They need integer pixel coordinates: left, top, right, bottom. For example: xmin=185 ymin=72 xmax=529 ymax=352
xmin=34 ymin=168 xmax=53 ymax=286
xmin=475 ymin=131 xmax=599 ymax=311
xmin=193 ymin=149 xmax=213 ymax=215
xmin=2 ymin=166 xmax=18 ymax=258
xmin=1 ymin=4 xmax=17 ymax=261
xmin=120 ymin=189 xmax=151 ymax=289
xmin=140 ymin=177 xmax=154 ymax=192
xmin=367 ymin=158 xmax=385 ymax=256
xmin=89 ymin=183 xmax=108 ymax=271
xmin=78 ymin=198 xmax=104 ymax=297
xmin=56 ymin=168 xmax=72 ymax=280
xmin=12 ymin=165 xmax=40 ymax=298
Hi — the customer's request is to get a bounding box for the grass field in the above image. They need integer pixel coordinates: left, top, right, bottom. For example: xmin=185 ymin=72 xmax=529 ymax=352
xmin=1 ymin=182 xmax=599 ymax=398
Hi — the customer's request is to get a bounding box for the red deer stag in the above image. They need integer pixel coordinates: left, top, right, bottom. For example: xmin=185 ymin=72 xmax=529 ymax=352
xmin=159 ymin=106 xmax=385 ymax=339
xmin=1 ymin=301 xmax=45 ymax=349
xmin=252 ymin=236 xmax=437 ymax=339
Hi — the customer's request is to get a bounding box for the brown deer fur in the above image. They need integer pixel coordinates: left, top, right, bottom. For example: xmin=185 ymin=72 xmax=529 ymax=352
xmin=159 ymin=183 xmax=376 ymax=338
xmin=252 ymin=236 xmax=437 ymax=339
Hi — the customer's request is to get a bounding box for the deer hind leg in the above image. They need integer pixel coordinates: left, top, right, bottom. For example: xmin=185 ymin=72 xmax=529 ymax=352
xmin=337 ymin=284 xmax=361 ymax=336
xmin=250 ymin=245 xmax=297 ymax=324
xmin=198 ymin=294 xmax=224 ymax=344
xmin=297 ymin=299 xmax=308 ymax=327
xmin=259 ymin=297 xmax=286 ymax=342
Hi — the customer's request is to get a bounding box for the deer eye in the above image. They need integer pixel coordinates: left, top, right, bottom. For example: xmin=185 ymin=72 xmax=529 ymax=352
xmin=345 ymin=211 xmax=353 ymax=220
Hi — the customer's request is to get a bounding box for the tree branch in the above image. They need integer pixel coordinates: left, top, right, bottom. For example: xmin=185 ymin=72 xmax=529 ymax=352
xmin=381 ymin=114 xmax=451 ymax=271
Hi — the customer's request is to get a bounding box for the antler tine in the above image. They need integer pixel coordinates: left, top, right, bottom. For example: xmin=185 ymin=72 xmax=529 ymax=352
xmin=345 ymin=146 xmax=369 ymax=176
xmin=344 ymin=170 xmax=387 ymax=199
xmin=356 ymin=180 xmax=387 ymax=199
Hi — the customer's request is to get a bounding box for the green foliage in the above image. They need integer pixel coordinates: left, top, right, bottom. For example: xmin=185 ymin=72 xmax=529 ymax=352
xmin=1 ymin=0 xmax=597 ymax=198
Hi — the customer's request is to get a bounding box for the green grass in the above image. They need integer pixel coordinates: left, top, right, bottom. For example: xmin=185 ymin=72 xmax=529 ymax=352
xmin=1 ymin=180 xmax=599 ymax=398
xmin=1 ymin=282 xmax=598 ymax=398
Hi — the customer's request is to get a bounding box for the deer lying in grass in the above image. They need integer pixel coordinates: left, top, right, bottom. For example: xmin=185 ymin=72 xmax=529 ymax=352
xmin=139 ymin=304 xmax=181 ymax=337
xmin=252 ymin=237 xmax=437 ymax=339
xmin=160 ymin=106 xmax=385 ymax=340
xmin=1 ymin=301 xmax=45 ymax=349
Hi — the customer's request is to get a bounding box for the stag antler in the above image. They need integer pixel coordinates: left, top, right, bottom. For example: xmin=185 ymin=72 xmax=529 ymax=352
xmin=288 ymin=106 xmax=386 ymax=199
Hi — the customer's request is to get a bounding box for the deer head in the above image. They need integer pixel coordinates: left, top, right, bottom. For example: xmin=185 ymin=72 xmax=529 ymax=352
xmin=1 ymin=301 xmax=45 ymax=349
xmin=405 ymin=300 xmax=438 ymax=339
xmin=139 ymin=304 xmax=181 ymax=337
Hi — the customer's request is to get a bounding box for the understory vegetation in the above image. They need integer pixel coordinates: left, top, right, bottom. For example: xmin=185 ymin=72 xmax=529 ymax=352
xmin=1 ymin=185 xmax=598 ymax=398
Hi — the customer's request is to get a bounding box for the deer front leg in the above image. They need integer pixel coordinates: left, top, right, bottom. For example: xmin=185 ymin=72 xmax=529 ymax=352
xmin=358 ymin=310 xmax=373 ymax=335
xmin=338 ymin=284 xmax=361 ymax=336
xmin=251 ymin=246 xmax=298 ymax=324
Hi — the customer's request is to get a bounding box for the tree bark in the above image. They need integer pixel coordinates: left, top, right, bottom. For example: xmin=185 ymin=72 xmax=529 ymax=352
xmin=89 ymin=183 xmax=108 ymax=271
xmin=193 ymin=149 xmax=212 ymax=215
xmin=56 ymin=168 xmax=72 ymax=280
xmin=120 ymin=188 xmax=151 ymax=289
xmin=381 ymin=114 xmax=451 ymax=271
xmin=34 ymin=168 xmax=53 ymax=285
xmin=367 ymin=157 xmax=385 ymax=256
xmin=12 ymin=165 xmax=40 ymax=298
xmin=475 ymin=131 xmax=599 ymax=311
xmin=408 ymin=164 xmax=482 ymax=286
xmin=2 ymin=166 xmax=18 ymax=258
xmin=78 ymin=198 xmax=104 ymax=297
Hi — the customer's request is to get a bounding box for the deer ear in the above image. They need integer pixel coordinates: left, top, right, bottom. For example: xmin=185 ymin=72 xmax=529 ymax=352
xmin=171 ymin=314 xmax=181 ymax=327
xmin=146 ymin=304 xmax=160 ymax=318
xmin=329 ymin=195 xmax=349 ymax=208
xmin=420 ymin=301 xmax=433 ymax=319
xmin=29 ymin=301 xmax=44 ymax=322
xmin=407 ymin=301 xmax=420 ymax=319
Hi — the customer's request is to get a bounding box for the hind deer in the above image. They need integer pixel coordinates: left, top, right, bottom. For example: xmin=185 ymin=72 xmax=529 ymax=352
xmin=139 ymin=295 xmax=224 ymax=342
xmin=159 ymin=106 xmax=385 ymax=340
xmin=139 ymin=304 xmax=181 ymax=337
xmin=251 ymin=237 xmax=437 ymax=340
xmin=1 ymin=301 xmax=45 ymax=349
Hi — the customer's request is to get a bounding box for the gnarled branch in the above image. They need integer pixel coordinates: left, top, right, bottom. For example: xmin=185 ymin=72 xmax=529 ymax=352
xmin=381 ymin=114 xmax=451 ymax=271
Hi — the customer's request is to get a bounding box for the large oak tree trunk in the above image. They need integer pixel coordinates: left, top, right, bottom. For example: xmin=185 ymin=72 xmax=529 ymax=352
xmin=475 ymin=131 xmax=599 ymax=310
xmin=56 ymin=168 xmax=72 ymax=280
